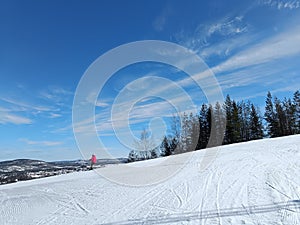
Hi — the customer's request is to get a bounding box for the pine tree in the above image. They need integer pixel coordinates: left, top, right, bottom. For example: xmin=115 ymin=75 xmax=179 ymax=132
xmin=213 ymin=102 xmax=226 ymax=146
xmin=274 ymin=97 xmax=286 ymax=136
xmin=198 ymin=104 xmax=209 ymax=149
xmin=190 ymin=112 xmax=200 ymax=150
xmin=239 ymin=101 xmax=251 ymax=142
xmin=249 ymin=104 xmax=264 ymax=140
xmin=206 ymin=104 xmax=213 ymax=148
xmin=160 ymin=136 xmax=172 ymax=156
xmin=128 ymin=150 xmax=137 ymax=162
xmin=265 ymin=91 xmax=279 ymax=137
xmin=181 ymin=112 xmax=192 ymax=152
xmin=232 ymin=100 xmax=241 ymax=143
xmin=170 ymin=115 xmax=181 ymax=154
xmin=283 ymin=98 xmax=297 ymax=135
xmin=224 ymin=95 xmax=234 ymax=144
xmin=293 ymin=90 xmax=300 ymax=133
xmin=150 ymin=148 xmax=158 ymax=159
xmin=169 ymin=137 xmax=178 ymax=154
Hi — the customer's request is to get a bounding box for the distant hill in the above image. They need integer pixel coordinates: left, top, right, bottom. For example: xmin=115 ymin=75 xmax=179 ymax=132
xmin=0 ymin=158 xmax=128 ymax=185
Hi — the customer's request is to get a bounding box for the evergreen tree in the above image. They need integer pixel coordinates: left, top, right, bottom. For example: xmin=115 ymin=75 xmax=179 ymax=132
xmin=239 ymin=101 xmax=251 ymax=142
xmin=293 ymin=90 xmax=300 ymax=133
xmin=170 ymin=114 xmax=181 ymax=154
xmin=213 ymin=102 xmax=226 ymax=146
xmin=198 ymin=104 xmax=209 ymax=149
xmin=181 ymin=112 xmax=193 ymax=152
xmin=169 ymin=137 xmax=179 ymax=154
xmin=206 ymin=105 xmax=214 ymax=147
xmin=160 ymin=136 xmax=172 ymax=156
xmin=128 ymin=150 xmax=137 ymax=162
xmin=249 ymin=104 xmax=264 ymax=140
xmin=274 ymin=97 xmax=286 ymax=136
xmin=150 ymin=148 xmax=158 ymax=159
xmin=190 ymin=112 xmax=200 ymax=150
xmin=265 ymin=91 xmax=279 ymax=137
xmin=232 ymin=100 xmax=241 ymax=143
xmin=283 ymin=97 xmax=297 ymax=135
xmin=224 ymin=95 xmax=234 ymax=144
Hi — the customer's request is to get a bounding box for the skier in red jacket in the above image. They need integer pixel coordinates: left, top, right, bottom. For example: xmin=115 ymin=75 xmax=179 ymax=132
xmin=90 ymin=154 xmax=97 ymax=170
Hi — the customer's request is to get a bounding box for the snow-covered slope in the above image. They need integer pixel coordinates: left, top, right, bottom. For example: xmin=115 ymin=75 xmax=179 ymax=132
xmin=1 ymin=135 xmax=300 ymax=225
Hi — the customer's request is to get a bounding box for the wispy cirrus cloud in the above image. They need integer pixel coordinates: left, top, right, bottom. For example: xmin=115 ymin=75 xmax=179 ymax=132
xmin=85 ymin=91 xmax=112 ymax=108
xmin=0 ymin=97 xmax=52 ymax=112
xmin=40 ymin=86 xmax=73 ymax=100
xmin=204 ymin=16 xmax=248 ymax=38
xmin=0 ymin=86 xmax=72 ymax=126
xmin=49 ymin=113 xmax=62 ymax=118
xmin=153 ymin=4 xmax=173 ymax=32
xmin=0 ymin=111 xmax=32 ymax=125
xmin=199 ymin=33 xmax=259 ymax=60
xmin=260 ymin=0 xmax=300 ymax=10
xmin=18 ymin=138 xmax=63 ymax=147
xmin=214 ymin=25 xmax=300 ymax=73
xmin=39 ymin=86 xmax=73 ymax=109
xmin=176 ymin=15 xmax=248 ymax=52
xmin=174 ymin=22 xmax=300 ymax=93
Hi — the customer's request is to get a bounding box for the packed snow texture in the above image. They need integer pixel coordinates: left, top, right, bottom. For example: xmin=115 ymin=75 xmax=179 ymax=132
xmin=0 ymin=135 xmax=300 ymax=225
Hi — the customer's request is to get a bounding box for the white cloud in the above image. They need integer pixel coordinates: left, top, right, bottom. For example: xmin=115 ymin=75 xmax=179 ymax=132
xmin=0 ymin=112 xmax=32 ymax=125
xmin=205 ymin=16 xmax=248 ymax=38
xmin=0 ymin=97 xmax=52 ymax=112
xmin=175 ymin=24 xmax=300 ymax=90
xmin=153 ymin=5 xmax=172 ymax=31
xmin=40 ymin=86 xmax=73 ymax=100
xmin=19 ymin=138 xmax=63 ymax=147
xmin=199 ymin=33 xmax=258 ymax=59
xmin=176 ymin=15 xmax=248 ymax=52
xmin=49 ymin=113 xmax=62 ymax=118
xmin=214 ymin=26 xmax=300 ymax=73
xmin=39 ymin=86 xmax=73 ymax=110
xmin=260 ymin=0 xmax=300 ymax=9
xmin=157 ymin=18 xmax=300 ymax=106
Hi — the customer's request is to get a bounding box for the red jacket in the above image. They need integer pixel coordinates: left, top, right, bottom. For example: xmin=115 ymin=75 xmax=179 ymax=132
xmin=91 ymin=155 xmax=97 ymax=164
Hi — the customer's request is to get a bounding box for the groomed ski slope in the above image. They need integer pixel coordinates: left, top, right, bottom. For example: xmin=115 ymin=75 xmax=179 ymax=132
xmin=0 ymin=135 xmax=300 ymax=225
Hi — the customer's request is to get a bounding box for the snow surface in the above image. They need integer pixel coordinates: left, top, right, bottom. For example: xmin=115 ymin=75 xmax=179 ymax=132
xmin=1 ymin=135 xmax=300 ymax=225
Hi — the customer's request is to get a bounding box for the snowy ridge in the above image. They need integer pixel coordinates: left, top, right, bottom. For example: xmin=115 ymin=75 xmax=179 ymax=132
xmin=0 ymin=135 xmax=300 ymax=224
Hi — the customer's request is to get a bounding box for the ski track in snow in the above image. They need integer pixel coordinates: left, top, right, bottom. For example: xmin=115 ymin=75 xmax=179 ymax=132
xmin=0 ymin=135 xmax=300 ymax=224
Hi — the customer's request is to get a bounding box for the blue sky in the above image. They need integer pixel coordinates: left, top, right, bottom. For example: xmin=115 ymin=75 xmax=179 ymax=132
xmin=1 ymin=0 xmax=300 ymax=161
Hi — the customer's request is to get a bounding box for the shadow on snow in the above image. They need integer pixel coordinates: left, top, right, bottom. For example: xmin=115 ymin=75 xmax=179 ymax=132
xmin=102 ymin=200 xmax=300 ymax=225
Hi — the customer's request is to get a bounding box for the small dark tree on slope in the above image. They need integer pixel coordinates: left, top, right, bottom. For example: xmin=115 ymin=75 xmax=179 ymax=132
xmin=160 ymin=136 xmax=172 ymax=157
xmin=169 ymin=137 xmax=179 ymax=154
xmin=128 ymin=150 xmax=137 ymax=162
xmin=150 ymin=149 xmax=158 ymax=159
